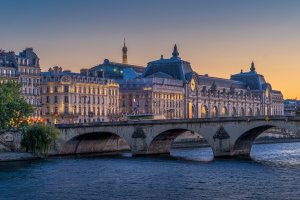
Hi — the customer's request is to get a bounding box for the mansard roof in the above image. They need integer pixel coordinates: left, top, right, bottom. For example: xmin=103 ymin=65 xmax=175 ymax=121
xmin=230 ymin=63 xmax=268 ymax=90
xmin=142 ymin=45 xmax=193 ymax=82
xmin=90 ymin=59 xmax=145 ymax=73
xmin=18 ymin=48 xmax=40 ymax=67
xmin=197 ymin=74 xmax=247 ymax=89
xmin=0 ymin=51 xmax=18 ymax=68
xmin=145 ymin=71 xmax=173 ymax=79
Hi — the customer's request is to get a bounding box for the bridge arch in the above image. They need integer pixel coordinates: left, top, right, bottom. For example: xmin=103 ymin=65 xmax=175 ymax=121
xmin=231 ymin=122 xmax=299 ymax=157
xmin=147 ymin=128 xmax=212 ymax=155
xmin=60 ymin=131 xmax=131 ymax=155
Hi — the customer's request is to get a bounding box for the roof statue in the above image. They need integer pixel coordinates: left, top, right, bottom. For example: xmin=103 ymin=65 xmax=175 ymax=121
xmin=172 ymin=44 xmax=179 ymax=58
xmin=250 ymin=61 xmax=256 ymax=72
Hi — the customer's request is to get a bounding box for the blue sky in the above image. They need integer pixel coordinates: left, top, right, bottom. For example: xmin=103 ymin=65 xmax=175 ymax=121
xmin=1 ymin=0 xmax=300 ymax=98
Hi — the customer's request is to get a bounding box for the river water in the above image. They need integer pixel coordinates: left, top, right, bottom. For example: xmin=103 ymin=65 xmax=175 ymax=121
xmin=1 ymin=142 xmax=300 ymax=200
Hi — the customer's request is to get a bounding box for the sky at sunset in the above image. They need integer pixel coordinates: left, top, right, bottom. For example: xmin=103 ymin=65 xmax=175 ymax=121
xmin=1 ymin=0 xmax=300 ymax=99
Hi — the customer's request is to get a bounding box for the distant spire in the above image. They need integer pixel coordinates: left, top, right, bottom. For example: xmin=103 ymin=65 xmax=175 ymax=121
xmin=172 ymin=44 xmax=179 ymax=58
xmin=250 ymin=61 xmax=256 ymax=72
xmin=122 ymin=38 xmax=128 ymax=64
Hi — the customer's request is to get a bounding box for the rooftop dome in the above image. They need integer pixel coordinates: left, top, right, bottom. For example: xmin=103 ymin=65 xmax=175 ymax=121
xmin=142 ymin=45 xmax=193 ymax=82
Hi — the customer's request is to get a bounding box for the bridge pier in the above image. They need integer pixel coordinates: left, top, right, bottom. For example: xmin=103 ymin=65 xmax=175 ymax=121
xmin=131 ymin=127 xmax=148 ymax=155
xmin=211 ymin=126 xmax=232 ymax=158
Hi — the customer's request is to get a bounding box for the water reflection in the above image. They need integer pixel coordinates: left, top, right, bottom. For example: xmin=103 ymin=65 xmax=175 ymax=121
xmin=0 ymin=143 xmax=299 ymax=200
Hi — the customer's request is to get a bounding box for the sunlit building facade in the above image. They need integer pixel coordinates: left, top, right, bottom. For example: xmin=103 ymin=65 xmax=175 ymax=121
xmin=115 ymin=45 xmax=284 ymax=118
xmin=17 ymin=48 xmax=41 ymax=119
xmin=41 ymin=66 xmax=119 ymax=124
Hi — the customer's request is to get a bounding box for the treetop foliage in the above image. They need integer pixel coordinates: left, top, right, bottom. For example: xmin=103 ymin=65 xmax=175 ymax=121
xmin=0 ymin=81 xmax=34 ymax=132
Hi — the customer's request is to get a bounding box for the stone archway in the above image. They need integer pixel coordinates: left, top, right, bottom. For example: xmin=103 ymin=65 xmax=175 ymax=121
xmin=240 ymin=107 xmax=245 ymax=116
xmin=232 ymin=125 xmax=274 ymax=157
xmin=60 ymin=132 xmax=130 ymax=155
xmin=256 ymin=108 xmax=260 ymax=116
xmin=247 ymin=107 xmax=253 ymax=116
xmin=201 ymin=105 xmax=209 ymax=118
xmin=232 ymin=107 xmax=237 ymax=117
xmin=147 ymin=128 xmax=213 ymax=155
xmin=221 ymin=106 xmax=228 ymax=117
xmin=231 ymin=124 xmax=300 ymax=157
xmin=211 ymin=106 xmax=218 ymax=118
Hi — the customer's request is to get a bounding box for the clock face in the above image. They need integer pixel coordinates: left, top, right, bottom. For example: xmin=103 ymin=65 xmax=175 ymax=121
xmin=190 ymin=78 xmax=196 ymax=91
xmin=61 ymin=75 xmax=71 ymax=83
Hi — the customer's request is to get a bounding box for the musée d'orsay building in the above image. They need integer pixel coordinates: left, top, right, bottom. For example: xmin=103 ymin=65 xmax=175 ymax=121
xmin=89 ymin=42 xmax=284 ymax=119
xmin=0 ymin=42 xmax=284 ymax=124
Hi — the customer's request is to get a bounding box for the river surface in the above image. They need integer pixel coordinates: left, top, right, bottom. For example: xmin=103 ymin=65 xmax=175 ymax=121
xmin=1 ymin=142 xmax=300 ymax=200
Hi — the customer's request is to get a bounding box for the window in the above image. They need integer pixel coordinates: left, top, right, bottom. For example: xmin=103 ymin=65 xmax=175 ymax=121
xmin=64 ymin=85 xmax=69 ymax=93
xmin=54 ymin=96 xmax=58 ymax=103
xmin=64 ymin=96 xmax=69 ymax=103
xmin=64 ymin=106 xmax=69 ymax=114
xmin=54 ymin=86 xmax=58 ymax=93
xmin=46 ymin=96 xmax=49 ymax=103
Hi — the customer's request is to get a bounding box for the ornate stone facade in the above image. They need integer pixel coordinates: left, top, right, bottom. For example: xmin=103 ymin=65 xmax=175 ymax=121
xmin=118 ymin=45 xmax=284 ymax=119
xmin=119 ymin=78 xmax=184 ymax=118
xmin=17 ymin=48 xmax=41 ymax=119
xmin=41 ymin=66 xmax=119 ymax=124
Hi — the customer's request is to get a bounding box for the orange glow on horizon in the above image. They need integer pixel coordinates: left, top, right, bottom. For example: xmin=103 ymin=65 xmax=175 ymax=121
xmin=38 ymin=45 xmax=300 ymax=100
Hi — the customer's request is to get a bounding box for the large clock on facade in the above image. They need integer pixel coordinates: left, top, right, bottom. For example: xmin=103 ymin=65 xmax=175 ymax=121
xmin=190 ymin=78 xmax=196 ymax=92
xmin=61 ymin=75 xmax=71 ymax=83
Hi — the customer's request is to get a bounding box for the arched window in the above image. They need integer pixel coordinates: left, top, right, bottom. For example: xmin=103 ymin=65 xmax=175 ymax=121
xmin=221 ymin=106 xmax=228 ymax=116
xmin=256 ymin=108 xmax=260 ymax=116
xmin=201 ymin=105 xmax=208 ymax=118
xmin=232 ymin=107 xmax=237 ymax=116
xmin=240 ymin=107 xmax=245 ymax=116
xmin=247 ymin=108 xmax=253 ymax=116
xmin=211 ymin=106 xmax=218 ymax=117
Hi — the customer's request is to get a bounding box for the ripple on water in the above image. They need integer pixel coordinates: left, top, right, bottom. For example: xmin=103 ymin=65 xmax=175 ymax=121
xmin=0 ymin=142 xmax=299 ymax=200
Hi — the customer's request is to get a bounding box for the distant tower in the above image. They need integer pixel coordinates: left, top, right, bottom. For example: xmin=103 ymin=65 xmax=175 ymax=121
xmin=250 ymin=61 xmax=256 ymax=72
xmin=122 ymin=38 xmax=128 ymax=64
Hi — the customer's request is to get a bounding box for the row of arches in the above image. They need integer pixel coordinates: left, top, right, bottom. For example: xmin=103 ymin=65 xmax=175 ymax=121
xmin=201 ymin=105 xmax=260 ymax=118
xmin=59 ymin=124 xmax=295 ymax=158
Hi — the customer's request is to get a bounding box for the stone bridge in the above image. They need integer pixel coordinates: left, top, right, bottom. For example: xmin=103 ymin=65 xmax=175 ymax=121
xmin=53 ymin=116 xmax=300 ymax=158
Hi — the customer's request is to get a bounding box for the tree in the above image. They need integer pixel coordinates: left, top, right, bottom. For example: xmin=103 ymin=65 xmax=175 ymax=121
xmin=21 ymin=124 xmax=59 ymax=155
xmin=0 ymin=81 xmax=33 ymax=133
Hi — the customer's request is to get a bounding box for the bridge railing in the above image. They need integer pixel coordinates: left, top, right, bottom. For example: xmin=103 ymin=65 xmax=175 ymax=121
xmin=55 ymin=116 xmax=300 ymax=129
